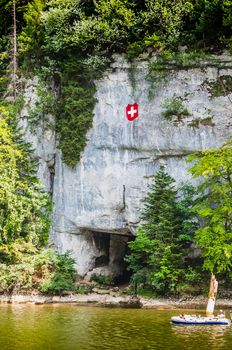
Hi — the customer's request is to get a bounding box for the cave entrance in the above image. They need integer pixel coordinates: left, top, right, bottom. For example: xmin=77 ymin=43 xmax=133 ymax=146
xmin=117 ymin=234 xmax=136 ymax=285
xmin=90 ymin=230 xmax=133 ymax=284
xmin=92 ymin=231 xmax=110 ymax=268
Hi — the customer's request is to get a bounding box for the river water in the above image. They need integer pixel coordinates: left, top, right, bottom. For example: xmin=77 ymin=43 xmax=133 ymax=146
xmin=0 ymin=304 xmax=231 ymax=350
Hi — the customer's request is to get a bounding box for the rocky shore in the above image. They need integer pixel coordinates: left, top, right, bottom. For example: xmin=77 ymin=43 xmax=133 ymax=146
xmin=1 ymin=292 xmax=232 ymax=309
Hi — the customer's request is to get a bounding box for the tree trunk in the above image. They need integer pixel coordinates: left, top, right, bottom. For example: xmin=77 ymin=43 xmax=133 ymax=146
xmin=12 ymin=0 xmax=17 ymax=100
xmin=206 ymin=274 xmax=218 ymax=316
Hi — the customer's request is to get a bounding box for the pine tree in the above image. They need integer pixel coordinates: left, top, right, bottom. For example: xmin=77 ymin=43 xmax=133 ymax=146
xmin=142 ymin=165 xmax=181 ymax=241
xmin=126 ymin=165 xmax=195 ymax=294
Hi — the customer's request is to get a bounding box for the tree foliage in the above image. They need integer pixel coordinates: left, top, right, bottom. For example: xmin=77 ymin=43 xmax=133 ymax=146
xmin=0 ymin=104 xmax=76 ymax=296
xmin=0 ymin=241 xmax=76 ymax=294
xmin=188 ymin=139 xmax=232 ymax=274
xmin=0 ymin=0 xmax=31 ymax=36
xmin=126 ymin=166 xmax=197 ymax=294
xmin=144 ymin=0 xmax=193 ymax=48
xmin=0 ymin=0 xmax=230 ymax=166
xmin=18 ymin=0 xmax=45 ymax=55
xmin=17 ymin=0 xmax=232 ymax=56
xmin=0 ymin=105 xmax=52 ymax=246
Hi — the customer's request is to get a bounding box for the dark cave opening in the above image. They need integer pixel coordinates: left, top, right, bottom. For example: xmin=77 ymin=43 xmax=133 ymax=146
xmin=90 ymin=230 xmax=135 ymax=284
xmin=93 ymin=231 xmax=110 ymax=267
xmin=115 ymin=234 xmax=136 ymax=285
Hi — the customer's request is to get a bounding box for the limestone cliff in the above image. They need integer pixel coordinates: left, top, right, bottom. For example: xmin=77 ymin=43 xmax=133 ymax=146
xmin=21 ymin=55 xmax=232 ymax=278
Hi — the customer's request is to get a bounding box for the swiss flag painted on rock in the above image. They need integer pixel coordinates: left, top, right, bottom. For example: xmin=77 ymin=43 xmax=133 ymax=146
xmin=126 ymin=103 xmax=138 ymax=121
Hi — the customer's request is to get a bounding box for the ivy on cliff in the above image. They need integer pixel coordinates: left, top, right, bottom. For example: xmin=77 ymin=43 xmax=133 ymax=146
xmin=55 ymin=58 xmax=98 ymax=167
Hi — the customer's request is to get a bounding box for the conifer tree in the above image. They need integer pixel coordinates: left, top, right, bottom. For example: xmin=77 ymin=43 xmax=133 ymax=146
xmin=126 ymin=165 xmax=195 ymax=294
xmin=141 ymin=165 xmax=181 ymax=241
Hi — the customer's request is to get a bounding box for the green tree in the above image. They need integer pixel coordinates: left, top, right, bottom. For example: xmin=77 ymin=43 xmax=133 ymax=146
xmin=0 ymin=0 xmax=30 ymax=36
xmin=188 ymin=139 xmax=232 ymax=274
xmin=0 ymin=242 xmax=76 ymax=294
xmin=144 ymin=0 xmax=193 ymax=48
xmin=189 ymin=0 xmax=225 ymax=46
xmin=18 ymin=0 xmax=45 ymax=56
xmin=0 ymin=106 xmax=52 ymax=246
xmin=126 ymin=165 xmax=195 ymax=294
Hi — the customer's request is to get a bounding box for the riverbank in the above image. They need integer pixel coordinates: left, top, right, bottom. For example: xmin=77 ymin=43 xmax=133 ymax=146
xmin=1 ymin=293 xmax=232 ymax=309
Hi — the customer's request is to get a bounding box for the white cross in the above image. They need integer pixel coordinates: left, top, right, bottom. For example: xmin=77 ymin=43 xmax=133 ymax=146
xmin=128 ymin=106 xmax=137 ymax=118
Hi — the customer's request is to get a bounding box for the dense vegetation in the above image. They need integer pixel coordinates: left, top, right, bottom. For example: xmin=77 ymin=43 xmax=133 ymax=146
xmin=188 ymin=139 xmax=232 ymax=275
xmin=0 ymin=1 xmax=231 ymax=295
xmin=127 ymin=139 xmax=232 ymax=296
xmin=125 ymin=166 xmax=199 ymax=295
xmin=0 ymin=0 xmax=232 ymax=166
xmin=0 ymin=105 xmax=51 ymax=246
xmin=0 ymin=102 xmax=77 ymax=294
xmin=0 ymin=241 xmax=76 ymax=294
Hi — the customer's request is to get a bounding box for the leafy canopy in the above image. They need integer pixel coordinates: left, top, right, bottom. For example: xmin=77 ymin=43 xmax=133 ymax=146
xmin=0 ymin=106 xmax=52 ymax=246
xmin=0 ymin=241 xmax=76 ymax=294
xmin=1 ymin=0 xmax=232 ymax=168
xmin=188 ymin=138 xmax=232 ymax=273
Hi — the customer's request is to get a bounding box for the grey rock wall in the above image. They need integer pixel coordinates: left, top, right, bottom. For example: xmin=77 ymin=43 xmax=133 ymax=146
xmin=22 ymin=55 xmax=232 ymax=277
xmin=20 ymin=78 xmax=56 ymax=193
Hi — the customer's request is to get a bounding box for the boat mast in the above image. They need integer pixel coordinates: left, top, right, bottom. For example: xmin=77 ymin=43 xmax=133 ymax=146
xmin=206 ymin=274 xmax=218 ymax=317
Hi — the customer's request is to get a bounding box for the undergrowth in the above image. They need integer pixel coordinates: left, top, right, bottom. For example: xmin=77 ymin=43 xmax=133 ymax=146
xmin=0 ymin=240 xmax=77 ymax=295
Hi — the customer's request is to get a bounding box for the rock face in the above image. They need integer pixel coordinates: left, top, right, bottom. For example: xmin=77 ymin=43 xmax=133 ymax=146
xmin=20 ymin=77 xmax=56 ymax=194
xmin=22 ymin=55 xmax=232 ymax=278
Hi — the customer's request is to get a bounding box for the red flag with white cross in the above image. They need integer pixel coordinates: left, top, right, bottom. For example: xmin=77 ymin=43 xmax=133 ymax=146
xmin=126 ymin=103 xmax=138 ymax=121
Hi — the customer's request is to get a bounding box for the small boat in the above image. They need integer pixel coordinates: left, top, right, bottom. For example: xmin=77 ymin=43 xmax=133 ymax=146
xmin=171 ymin=315 xmax=231 ymax=325
xmin=171 ymin=275 xmax=231 ymax=326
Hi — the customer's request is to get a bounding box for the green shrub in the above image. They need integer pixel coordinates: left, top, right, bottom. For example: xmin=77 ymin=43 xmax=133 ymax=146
xmin=161 ymin=96 xmax=190 ymax=121
xmin=39 ymin=272 xmax=74 ymax=294
xmin=126 ymin=42 xmax=145 ymax=60
xmin=0 ymin=241 xmax=77 ymax=294
xmin=39 ymin=251 xmax=76 ymax=294
xmin=90 ymin=274 xmax=113 ymax=287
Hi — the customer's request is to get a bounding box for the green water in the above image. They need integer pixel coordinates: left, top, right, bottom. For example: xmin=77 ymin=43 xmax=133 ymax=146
xmin=0 ymin=305 xmax=231 ymax=350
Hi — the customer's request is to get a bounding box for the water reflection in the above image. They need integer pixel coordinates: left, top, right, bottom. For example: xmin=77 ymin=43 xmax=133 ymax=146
xmin=0 ymin=306 xmax=231 ymax=350
xmin=171 ymin=323 xmax=231 ymax=350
